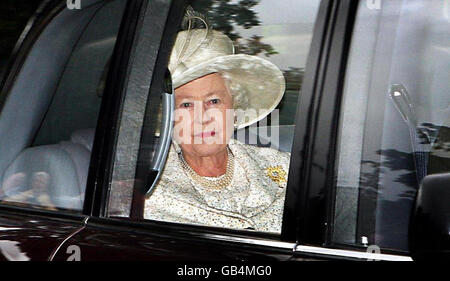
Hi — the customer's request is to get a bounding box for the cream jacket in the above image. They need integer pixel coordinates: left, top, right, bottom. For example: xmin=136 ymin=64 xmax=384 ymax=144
xmin=144 ymin=139 xmax=290 ymax=233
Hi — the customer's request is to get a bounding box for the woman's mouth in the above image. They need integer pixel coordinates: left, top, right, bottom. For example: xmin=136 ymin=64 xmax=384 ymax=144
xmin=194 ymin=131 xmax=216 ymax=138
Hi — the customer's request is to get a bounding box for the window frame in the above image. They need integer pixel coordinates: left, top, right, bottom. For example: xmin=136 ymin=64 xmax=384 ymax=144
xmin=282 ymin=0 xmax=362 ymax=249
xmin=82 ymin=0 xmax=144 ymax=217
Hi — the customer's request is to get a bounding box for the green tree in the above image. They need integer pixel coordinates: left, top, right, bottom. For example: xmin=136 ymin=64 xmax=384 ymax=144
xmin=190 ymin=0 xmax=277 ymax=57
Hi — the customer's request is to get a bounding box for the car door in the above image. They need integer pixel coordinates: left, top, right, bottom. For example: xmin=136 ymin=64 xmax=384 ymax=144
xmin=50 ymin=0 xmax=327 ymax=261
xmin=0 ymin=0 xmax=127 ymax=260
xmin=49 ymin=0 xmax=448 ymax=262
xmin=289 ymin=0 xmax=448 ymax=261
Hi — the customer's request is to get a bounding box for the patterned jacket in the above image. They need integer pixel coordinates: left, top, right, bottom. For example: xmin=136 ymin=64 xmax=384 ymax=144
xmin=144 ymin=139 xmax=290 ymax=233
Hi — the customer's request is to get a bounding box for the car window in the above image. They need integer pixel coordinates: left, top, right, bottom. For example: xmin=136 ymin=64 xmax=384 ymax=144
xmin=0 ymin=0 xmax=126 ymax=212
xmin=107 ymin=0 xmax=321 ymax=234
xmin=0 ymin=0 xmax=42 ymax=80
xmin=333 ymin=0 xmax=450 ymax=251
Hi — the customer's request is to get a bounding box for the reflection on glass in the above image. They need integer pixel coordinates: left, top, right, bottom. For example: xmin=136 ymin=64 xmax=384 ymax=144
xmin=334 ymin=0 xmax=450 ymax=251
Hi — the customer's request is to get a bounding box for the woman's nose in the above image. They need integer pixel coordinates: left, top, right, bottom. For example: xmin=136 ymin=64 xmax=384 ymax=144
xmin=193 ymin=102 xmax=213 ymax=124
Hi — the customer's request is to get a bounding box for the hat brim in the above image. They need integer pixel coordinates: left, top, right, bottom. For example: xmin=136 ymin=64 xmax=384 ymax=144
xmin=172 ymin=54 xmax=286 ymax=129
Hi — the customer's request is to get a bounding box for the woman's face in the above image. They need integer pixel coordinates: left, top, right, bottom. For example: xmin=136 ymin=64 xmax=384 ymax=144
xmin=174 ymin=72 xmax=234 ymax=157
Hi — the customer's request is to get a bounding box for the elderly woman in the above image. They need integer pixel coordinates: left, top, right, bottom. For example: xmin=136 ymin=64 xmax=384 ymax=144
xmin=144 ymin=27 xmax=290 ymax=233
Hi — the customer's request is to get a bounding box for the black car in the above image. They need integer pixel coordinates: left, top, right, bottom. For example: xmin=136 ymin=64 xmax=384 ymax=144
xmin=0 ymin=0 xmax=448 ymax=261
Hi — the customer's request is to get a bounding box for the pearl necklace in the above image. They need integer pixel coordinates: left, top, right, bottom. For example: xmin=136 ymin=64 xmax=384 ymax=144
xmin=179 ymin=147 xmax=235 ymax=190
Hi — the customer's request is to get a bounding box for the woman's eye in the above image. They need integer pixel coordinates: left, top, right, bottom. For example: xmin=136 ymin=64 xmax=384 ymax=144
xmin=209 ymin=99 xmax=220 ymax=105
xmin=180 ymin=102 xmax=191 ymax=108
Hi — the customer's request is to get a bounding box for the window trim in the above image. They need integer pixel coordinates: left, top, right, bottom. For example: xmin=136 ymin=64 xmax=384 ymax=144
xmin=79 ymin=215 xmax=413 ymax=261
xmin=281 ymin=0 xmax=335 ymax=243
xmin=316 ymin=0 xmax=359 ymax=248
xmin=280 ymin=0 xmax=360 ymax=246
xmin=82 ymin=0 xmax=144 ymax=217
xmin=0 ymin=203 xmax=88 ymax=224
xmin=85 ymin=0 xmax=185 ymax=218
xmin=128 ymin=0 xmax=186 ymax=219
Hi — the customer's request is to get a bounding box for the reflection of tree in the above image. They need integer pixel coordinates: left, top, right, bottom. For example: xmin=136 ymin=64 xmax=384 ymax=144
xmin=190 ymin=1 xmax=307 ymax=126
xmin=359 ymin=123 xmax=450 ymax=194
xmin=419 ymin=123 xmax=450 ymax=150
xmin=355 ymin=122 xmax=450 ymax=248
xmin=190 ymin=0 xmax=277 ymax=57
xmin=272 ymin=67 xmax=304 ymax=125
xmin=422 ymin=123 xmax=450 ymax=174
xmin=417 ymin=122 xmax=440 ymax=145
xmin=360 ymin=149 xmax=417 ymax=199
xmin=235 ymin=35 xmax=278 ymax=57
xmin=282 ymin=67 xmax=304 ymax=91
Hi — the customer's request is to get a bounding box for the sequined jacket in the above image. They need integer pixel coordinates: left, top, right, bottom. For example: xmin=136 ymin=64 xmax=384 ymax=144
xmin=144 ymin=139 xmax=290 ymax=233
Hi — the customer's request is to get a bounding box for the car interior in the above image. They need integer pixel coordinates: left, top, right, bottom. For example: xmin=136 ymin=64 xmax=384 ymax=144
xmin=0 ymin=0 xmax=296 ymax=212
xmin=0 ymin=0 xmax=125 ymax=210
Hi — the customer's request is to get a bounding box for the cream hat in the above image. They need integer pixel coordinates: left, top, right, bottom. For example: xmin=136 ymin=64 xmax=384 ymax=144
xmin=168 ymin=28 xmax=286 ymax=129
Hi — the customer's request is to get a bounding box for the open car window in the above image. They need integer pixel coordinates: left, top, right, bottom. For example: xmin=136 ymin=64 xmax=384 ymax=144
xmin=107 ymin=0 xmax=321 ymax=235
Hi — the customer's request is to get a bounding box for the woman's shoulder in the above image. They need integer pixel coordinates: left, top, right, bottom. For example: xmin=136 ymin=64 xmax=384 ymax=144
xmin=229 ymin=139 xmax=291 ymax=189
xmin=229 ymin=138 xmax=290 ymax=195
xmin=229 ymin=138 xmax=291 ymax=164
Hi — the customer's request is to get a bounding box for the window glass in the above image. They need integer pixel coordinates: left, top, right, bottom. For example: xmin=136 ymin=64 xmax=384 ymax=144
xmin=108 ymin=0 xmax=321 ymax=234
xmin=0 ymin=0 xmax=126 ymax=212
xmin=333 ymin=0 xmax=450 ymax=251
xmin=0 ymin=0 xmax=42 ymax=79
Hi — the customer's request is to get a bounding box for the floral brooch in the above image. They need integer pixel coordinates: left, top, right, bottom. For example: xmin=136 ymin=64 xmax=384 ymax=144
xmin=265 ymin=166 xmax=287 ymax=187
